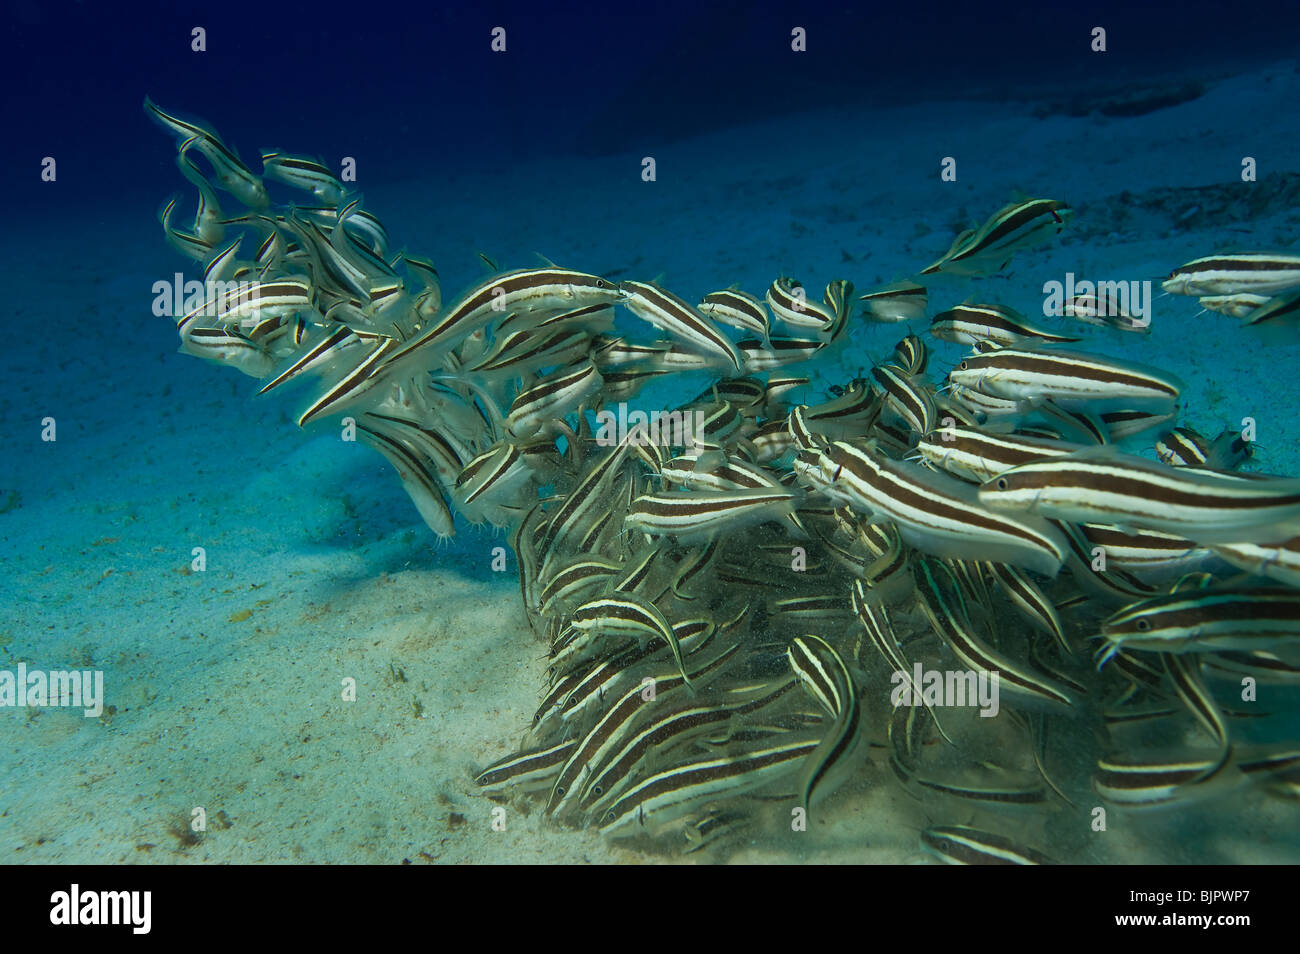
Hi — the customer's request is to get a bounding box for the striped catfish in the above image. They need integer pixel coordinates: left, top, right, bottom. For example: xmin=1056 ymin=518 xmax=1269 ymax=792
xmin=470 ymin=327 xmax=592 ymax=380
xmin=144 ymin=96 xmax=270 ymax=208
xmin=1208 ymin=429 xmax=1254 ymax=470
xmin=1075 ymin=523 xmax=1206 ymax=576
xmin=820 ymin=440 xmax=1069 ymax=576
xmin=854 ymin=526 xmax=915 ymax=604
xmin=295 ymin=335 xmax=406 ymax=426
xmin=453 ymin=442 xmax=531 ymax=510
xmin=545 ymin=621 xmax=723 ymax=731
xmin=536 ymin=557 xmax=622 ymax=617
xmin=661 ymin=457 xmax=808 ymax=540
xmin=1055 ymin=529 xmax=1164 ymax=602
xmin=1162 ymin=252 xmax=1300 ymax=297
xmin=1154 ymin=425 xmax=1212 ymax=467
xmin=945 ymin=383 xmax=1023 ymax=420
xmin=260 ymin=151 xmax=346 ymax=204
xmin=1238 ymin=744 xmax=1300 ymax=797
xmin=766 ymin=276 xmax=836 ymax=334
xmin=682 ymin=811 xmax=746 ymax=854
xmin=1202 ymin=649 xmax=1300 ymax=685
xmin=355 ymin=418 xmax=456 ymax=540
xmin=569 ymin=593 xmax=693 ymax=688
xmin=891 ymin=752 xmax=1050 ymax=810
xmin=698 ymin=288 xmax=770 ymax=339
xmin=592 ymin=335 xmax=671 ymax=368
xmin=178 ymin=326 xmax=275 ymax=378
xmin=577 ymin=679 xmax=797 ymax=816
xmin=157 ymin=193 xmax=216 ymax=261
xmin=695 ymin=376 xmax=766 ymax=411
xmin=915 ymin=558 xmax=1077 ymax=712
xmin=787 ymin=635 xmax=865 ymax=809
xmin=543 ymin=646 xmax=737 ymax=820
xmin=597 ymin=736 xmax=820 ymax=837
xmin=789 ymin=405 xmax=831 ymax=453
xmin=1098 ymin=587 xmax=1300 ymax=665
xmin=869 ymin=364 xmax=936 ymax=436
xmin=1161 ymin=653 xmax=1231 ymax=772
xmin=1099 ymin=408 xmax=1178 ymax=441
xmin=257 ymin=325 xmax=361 ymax=395
xmin=893 ymin=333 xmax=929 ymax=376
xmin=1093 ymin=751 xmax=1244 ymax=809
xmin=916 ymin=426 xmax=1086 ymax=484
xmin=762 ymin=375 xmax=810 ymax=411
xmin=946 ymin=346 xmax=1182 ymax=413
xmin=1197 ymin=292 xmax=1271 ymax=318
xmin=930 ymin=303 xmax=1080 ymax=346
xmin=1209 ymin=537 xmax=1300 ymax=589
xmin=655 ymin=344 xmax=723 ymax=373
xmin=175 ymin=143 xmax=227 ymax=244
xmin=1244 ymin=288 xmax=1300 ymax=331
xmin=307 ymin=268 xmax=621 ymax=421
xmin=852 ymin=583 xmax=954 ymax=742
xmin=600 ymin=366 xmax=672 ymax=403
xmin=537 ymin=436 xmax=633 ymax=565
xmin=505 ymin=360 xmax=603 ymax=440
xmin=799 ymin=380 xmax=882 ymax=440
xmin=985 ymin=561 xmax=1068 ymax=653
xmin=978 ymin=449 xmax=1300 ymax=544
xmin=474 ymin=740 xmax=578 ymax=795
xmin=859 ymin=280 xmax=927 ymax=323
xmin=624 ymin=488 xmax=801 ymax=545
xmin=208 ymin=277 xmax=314 ymax=326
xmin=921 ymin=198 xmax=1071 ymax=276
xmin=739 ymin=336 xmax=823 ymax=371
xmin=620 ymin=280 xmax=742 ymax=371
xmin=546 ymin=670 xmax=696 ymax=816
xmin=660 ymin=454 xmax=785 ymax=494
xmin=921 ymin=826 xmax=1055 ymax=865
xmin=1062 ymin=292 xmax=1149 ymax=334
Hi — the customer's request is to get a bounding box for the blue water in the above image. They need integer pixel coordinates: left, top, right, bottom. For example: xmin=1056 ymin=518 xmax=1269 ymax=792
xmin=2 ymin=0 xmax=1298 ymax=863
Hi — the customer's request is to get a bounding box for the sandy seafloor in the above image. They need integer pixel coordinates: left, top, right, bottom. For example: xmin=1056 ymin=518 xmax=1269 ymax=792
xmin=3 ymin=61 xmax=1300 ymax=865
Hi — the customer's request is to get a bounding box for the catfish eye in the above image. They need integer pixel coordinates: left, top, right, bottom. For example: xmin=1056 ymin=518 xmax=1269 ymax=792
xmin=959 ymin=361 xmax=969 ymax=371
xmin=596 ymin=278 xmax=611 ymax=288
xmin=1136 ymin=618 xmax=1152 ymax=632
xmin=996 ymin=477 xmax=1009 ymax=490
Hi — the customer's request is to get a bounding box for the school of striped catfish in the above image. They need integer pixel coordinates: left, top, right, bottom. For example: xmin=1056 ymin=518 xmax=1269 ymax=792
xmin=146 ymin=98 xmax=1300 ymax=863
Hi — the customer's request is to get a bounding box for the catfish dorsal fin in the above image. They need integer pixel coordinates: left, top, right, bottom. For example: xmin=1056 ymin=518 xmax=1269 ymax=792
xmin=1061 ymin=443 xmax=1127 ymax=464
